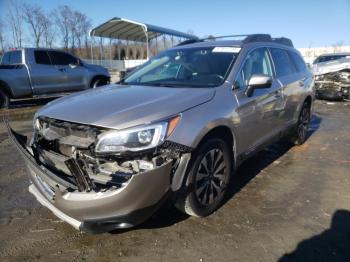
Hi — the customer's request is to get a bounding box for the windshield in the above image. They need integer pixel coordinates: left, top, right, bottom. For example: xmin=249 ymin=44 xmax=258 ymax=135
xmin=124 ymin=46 xmax=237 ymax=88
xmin=313 ymin=55 xmax=349 ymax=64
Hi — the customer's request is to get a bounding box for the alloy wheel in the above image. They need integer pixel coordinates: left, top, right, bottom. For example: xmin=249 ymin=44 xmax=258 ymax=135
xmin=297 ymin=107 xmax=310 ymax=142
xmin=195 ymin=148 xmax=227 ymax=206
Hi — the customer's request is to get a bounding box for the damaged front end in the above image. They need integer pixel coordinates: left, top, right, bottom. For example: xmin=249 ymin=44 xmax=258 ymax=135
xmin=314 ymin=58 xmax=350 ymax=101
xmin=6 ymin=115 xmax=192 ymax=233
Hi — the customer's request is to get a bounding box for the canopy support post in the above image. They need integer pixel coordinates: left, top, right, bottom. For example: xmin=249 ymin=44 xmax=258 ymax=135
xmin=99 ymin=37 xmax=103 ymax=65
xmin=90 ymin=31 xmax=94 ymax=63
xmin=141 ymin=26 xmax=149 ymax=60
xmin=109 ymin=38 xmax=112 ymax=69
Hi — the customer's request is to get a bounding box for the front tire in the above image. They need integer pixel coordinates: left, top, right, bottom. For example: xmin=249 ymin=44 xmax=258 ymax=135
xmin=175 ymin=138 xmax=232 ymax=217
xmin=90 ymin=78 xmax=108 ymax=88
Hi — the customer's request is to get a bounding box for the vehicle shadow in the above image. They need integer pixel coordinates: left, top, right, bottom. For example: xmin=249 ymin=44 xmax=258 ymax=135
xmin=278 ymin=209 xmax=350 ymax=262
xmin=8 ymin=97 xmax=58 ymax=109
xmin=111 ymin=114 xmax=322 ymax=233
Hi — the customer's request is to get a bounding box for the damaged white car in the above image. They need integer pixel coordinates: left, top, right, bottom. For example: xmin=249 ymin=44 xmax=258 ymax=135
xmin=313 ymin=53 xmax=350 ymax=101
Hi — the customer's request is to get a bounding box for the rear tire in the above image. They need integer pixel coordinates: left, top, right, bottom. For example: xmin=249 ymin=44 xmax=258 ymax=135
xmin=289 ymin=103 xmax=311 ymax=145
xmin=0 ymin=89 xmax=9 ymax=109
xmin=175 ymin=138 xmax=232 ymax=217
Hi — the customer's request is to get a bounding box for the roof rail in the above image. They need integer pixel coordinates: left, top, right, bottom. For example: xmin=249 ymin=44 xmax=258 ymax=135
xmin=272 ymin=37 xmax=294 ymax=47
xmin=243 ymin=34 xmax=272 ymax=43
xmin=176 ymin=39 xmax=203 ymax=46
xmin=177 ymin=34 xmax=294 ymax=47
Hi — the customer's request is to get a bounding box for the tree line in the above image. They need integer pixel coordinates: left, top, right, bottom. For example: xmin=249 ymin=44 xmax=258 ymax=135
xmin=0 ymin=0 xmax=196 ymax=60
xmin=0 ymin=0 xmax=92 ymax=58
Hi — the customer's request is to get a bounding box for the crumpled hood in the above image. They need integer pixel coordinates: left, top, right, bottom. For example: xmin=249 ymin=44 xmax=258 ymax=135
xmin=37 ymin=84 xmax=215 ymax=129
xmin=313 ymin=58 xmax=350 ymax=75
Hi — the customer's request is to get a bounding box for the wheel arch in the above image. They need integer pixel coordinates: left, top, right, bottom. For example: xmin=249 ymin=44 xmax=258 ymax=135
xmin=0 ymin=80 xmax=14 ymax=98
xmin=193 ymin=124 xmax=237 ymax=166
xmin=89 ymin=75 xmax=110 ymax=88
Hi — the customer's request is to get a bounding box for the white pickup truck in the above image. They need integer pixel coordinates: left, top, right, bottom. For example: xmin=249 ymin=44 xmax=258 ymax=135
xmin=0 ymin=48 xmax=110 ymax=108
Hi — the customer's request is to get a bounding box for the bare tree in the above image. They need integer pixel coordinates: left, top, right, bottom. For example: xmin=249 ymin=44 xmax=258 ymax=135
xmin=42 ymin=12 xmax=55 ymax=48
xmin=0 ymin=20 xmax=6 ymax=52
xmin=54 ymin=5 xmax=72 ymax=49
xmin=332 ymin=41 xmax=344 ymax=53
xmin=7 ymin=0 xmax=24 ymax=48
xmin=22 ymin=3 xmax=46 ymax=47
xmin=74 ymin=12 xmax=91 ymax=52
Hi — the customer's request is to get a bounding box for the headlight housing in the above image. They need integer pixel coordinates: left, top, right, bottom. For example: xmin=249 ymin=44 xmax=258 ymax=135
xmin=95 ymin=115 xmax=180 ymax=153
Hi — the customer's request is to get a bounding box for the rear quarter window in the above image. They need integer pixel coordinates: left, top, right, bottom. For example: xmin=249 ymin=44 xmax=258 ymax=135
xmin=1 ymin=51 xmax=22 ymax=65
xmin=289 ymin=51 xmax=307 ymax=72
xmin=270 ymin=48 xmax=297 ymax=77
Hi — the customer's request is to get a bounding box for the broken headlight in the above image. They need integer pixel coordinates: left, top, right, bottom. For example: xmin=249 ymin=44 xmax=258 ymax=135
xmin=95 ymin=116 xmax=180 ymax=153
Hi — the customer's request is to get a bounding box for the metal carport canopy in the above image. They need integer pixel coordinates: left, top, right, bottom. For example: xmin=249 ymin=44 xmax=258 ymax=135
xmin=89 ymin=17 xmax=198 ymax=42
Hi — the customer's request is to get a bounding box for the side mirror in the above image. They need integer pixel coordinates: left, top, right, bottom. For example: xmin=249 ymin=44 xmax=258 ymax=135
xmin=245 ymin=74 xmax=272 ymax=97
xmin=69 ymin=60 xmax=80 ymax=68
xmin=69 ymin=63 xmax=78 ymax=68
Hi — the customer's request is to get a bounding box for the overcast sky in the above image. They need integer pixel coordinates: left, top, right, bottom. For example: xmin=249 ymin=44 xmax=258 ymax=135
xmin=1 ymin=0 xmax=349 ymax=48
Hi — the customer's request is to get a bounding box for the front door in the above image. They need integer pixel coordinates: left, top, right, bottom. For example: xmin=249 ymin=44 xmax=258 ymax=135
xmin=233 ymin=47 xmax=284 ymax=155
xmin=48 ymin=51 xmax=87 ymax=92
xmin=30 ymin=50 xmax=68 ymax=95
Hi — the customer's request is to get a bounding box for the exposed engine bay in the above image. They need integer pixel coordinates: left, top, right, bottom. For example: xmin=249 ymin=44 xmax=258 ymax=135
xmin=314 ymin=69 xmax=350 ymax=101
xmin=313 ymin=58 xmax=350 ymax=101
xmin=30 ymin=117 xmax=191 ymax=193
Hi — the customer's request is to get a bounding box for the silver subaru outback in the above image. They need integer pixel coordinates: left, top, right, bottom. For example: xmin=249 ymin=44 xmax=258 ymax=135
xmin=8 ymin=34 xmax=314 ymax=233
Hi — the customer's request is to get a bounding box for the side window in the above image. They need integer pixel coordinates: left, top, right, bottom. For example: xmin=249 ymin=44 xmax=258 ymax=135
xmin=49 ymin=51 xmax=78 ymax=66
xmin=270 ymin=48 xmax=297 ymax=77
xmin=34 ymin=51 xmax=51 ymax=65
xmin=235 ymin=48 xmax=273 ymax=89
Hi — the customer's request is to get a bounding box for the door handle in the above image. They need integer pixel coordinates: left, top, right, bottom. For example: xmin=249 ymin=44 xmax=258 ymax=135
xmin=58 ymin=68 xmax=66 ymax=72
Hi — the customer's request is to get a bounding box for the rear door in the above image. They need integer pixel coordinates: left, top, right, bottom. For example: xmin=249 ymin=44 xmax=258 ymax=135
xmin=234 ymin=47 xmax=284 ymax=155
xmin=48 ymin=51 xmax=88 ymax=91
xmin=269 ymin=48 xmax=304 ymax=127
xmin=30 ymin=50 xmax=67 ymax=95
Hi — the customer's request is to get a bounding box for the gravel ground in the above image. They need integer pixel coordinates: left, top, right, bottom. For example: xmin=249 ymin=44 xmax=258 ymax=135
xmin=0 ymin=100 xmax=349 ymax=262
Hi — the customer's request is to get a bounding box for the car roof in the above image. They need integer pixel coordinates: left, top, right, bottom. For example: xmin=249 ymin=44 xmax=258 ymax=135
xmin=318 ymin=52 xmax=350 ymax=57
xmin=9 ymin=48 xmax=71 ymax=52
xmin=171 ymin=39 xmax=295 ymax=52
xmin=172 ymin=34 xmax=295 ymax=51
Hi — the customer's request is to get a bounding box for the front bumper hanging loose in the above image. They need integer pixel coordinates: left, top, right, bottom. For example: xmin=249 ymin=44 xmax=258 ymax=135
xmin=6 ymin=120 xmax=175 ymax=233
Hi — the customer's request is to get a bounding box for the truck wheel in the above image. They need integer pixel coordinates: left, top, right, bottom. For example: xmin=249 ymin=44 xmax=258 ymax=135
xmin=0 ymin=89 xmax=9 ymax=109
xmin=91 ymin=78 xmax=108 ymax=88
xmin=289 ymin=103 xmax=311 ymax=145
xmin=175 ymin=138 xmax=232 ymax=217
